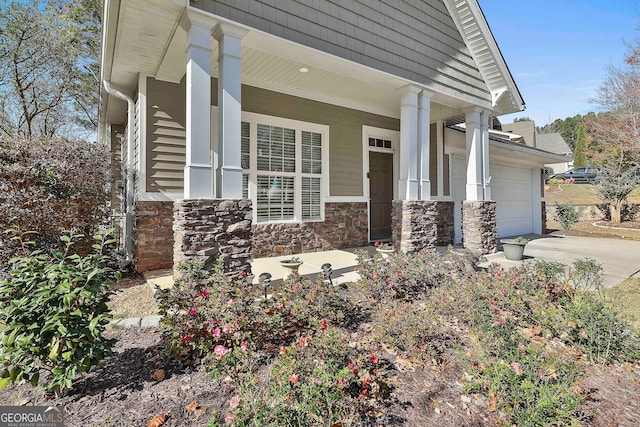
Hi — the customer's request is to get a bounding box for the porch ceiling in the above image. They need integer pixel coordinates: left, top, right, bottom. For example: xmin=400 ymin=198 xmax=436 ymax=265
xmin=102 ymin=1 xmax=482 ymax=124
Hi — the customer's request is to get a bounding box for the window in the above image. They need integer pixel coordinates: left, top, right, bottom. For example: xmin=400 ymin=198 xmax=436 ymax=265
xmin=240 ymin=114 xmax=327 ymax=223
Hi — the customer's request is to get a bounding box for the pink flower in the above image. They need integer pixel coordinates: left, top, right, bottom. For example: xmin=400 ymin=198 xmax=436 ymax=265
xmin=568 ymin=321 xmax=577 ymax=329
xmin=371 ymin=273 xmax=377 ymax=279
xmin=386 ymin=280 xmax=393 ymax=287
xmin=299 ymin=336 xmax=309 ymax=347
xmin=396 ymin=271 xmax=403 ymax=277
xmin=181 ymin=334 xmax=193 ymax=343
xmin=289 ymin=373 xmax=299 ymax=384
xmin=581 ymin=330 xmax=588 ymax=338
xmin=320 ymin=319 xmax=328 ymax=330
xmin=512 ymin=362 xmax=522 ymax=375
xmin=240 ymin=342 xmax=249 ymax=352
xmin=198 ymin=289 xmax=209 ymax=297
xmin=223 ymin=324 xmax=235 ymax=333
xmin=229 ymin=395 xmax=240 ymax=408
xmin=370 ymin=351 xmax=378 ymax=364
xmin=518 ymin=343 xmax=526 ymax=352
xmin=498 ymin=317 xmax=506 ymax=324
xmin=211 ymin=327 xmax=221 ymax=337
xmin=226 ymin=299 xmax=234 ymax=306
xmin=214 ymin=345 xmax=228 ymax=360
xmin=225 ymin=413 xmax=235 ymax=424
xmin=189 ymin=308 xmax=197 ymax=316
xmin=279 ymin=346 xmax=287 ymax=355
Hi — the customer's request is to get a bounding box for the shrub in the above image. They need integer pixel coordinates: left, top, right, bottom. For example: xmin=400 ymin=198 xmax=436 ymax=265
xmin=0 ymin=229 xmax=119 ymax=394
xmin=554 ymin=203 xmax=580 ymax=230
xmin=0 ymin=137 xmax=111 ymax=274
xmin=157 ymin=259 xmax=356 ymax=371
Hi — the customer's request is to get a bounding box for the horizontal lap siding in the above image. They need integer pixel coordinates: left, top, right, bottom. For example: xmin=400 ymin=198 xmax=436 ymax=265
xmin=145 ymin=77 xmax=399 ymax=196
xmin=146 ymin=78 xmax=187 ymax=192
xmin=194 ymin=0 xmax=489 ymax=105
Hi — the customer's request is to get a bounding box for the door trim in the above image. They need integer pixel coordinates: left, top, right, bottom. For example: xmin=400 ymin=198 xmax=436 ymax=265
xmin=362 ymin=126 xmax=399 ymax=242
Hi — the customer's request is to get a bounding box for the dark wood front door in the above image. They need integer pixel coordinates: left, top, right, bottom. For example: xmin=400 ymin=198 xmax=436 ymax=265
xmin=369 ymin=151 xmax=393 ymax=241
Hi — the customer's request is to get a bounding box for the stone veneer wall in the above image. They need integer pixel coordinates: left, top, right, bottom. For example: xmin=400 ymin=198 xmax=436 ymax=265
xmin=541 ymin=201 xmax=547 ymax=235
xmin=252 ymin=202 xmax=368 ymax=258
xmin=391 ymin=201 xmax=455 ymax=253
xmin=134 ymin=201 xmax=174 ymax=272
xmin=174 ymin=199 xmax=253 ymax=277
xmin=462 ymin=201 xmax=497 ymax=254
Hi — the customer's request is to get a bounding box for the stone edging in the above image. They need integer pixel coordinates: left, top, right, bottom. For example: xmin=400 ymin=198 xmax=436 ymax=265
xmin=592 ymin=221 xmax=640 ymax=232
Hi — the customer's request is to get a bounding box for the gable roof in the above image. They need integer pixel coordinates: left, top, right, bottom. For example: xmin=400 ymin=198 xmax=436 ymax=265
xmin=536 ymin=133 xmax=572 ymax=155
xmin=443 ymin=0 xmax=525 ymax=115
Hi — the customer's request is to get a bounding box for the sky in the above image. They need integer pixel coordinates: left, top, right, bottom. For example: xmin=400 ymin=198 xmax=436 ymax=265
xmin=479 ymin=0 xmax=640 ymax=126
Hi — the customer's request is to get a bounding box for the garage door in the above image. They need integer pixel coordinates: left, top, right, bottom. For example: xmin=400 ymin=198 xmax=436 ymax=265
xmin=491 ymin=164 xmax=533 ymax=237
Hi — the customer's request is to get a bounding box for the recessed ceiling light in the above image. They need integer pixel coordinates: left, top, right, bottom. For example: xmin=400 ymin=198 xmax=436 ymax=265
xmin=298 ymin=67 xmax=309 ymax=73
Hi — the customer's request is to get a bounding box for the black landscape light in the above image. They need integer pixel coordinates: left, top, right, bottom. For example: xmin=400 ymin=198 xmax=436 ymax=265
xmin=321 ymin=263 xmax=333 ymax=286
xmin=259 ymin=272 xmax=272 ymax=299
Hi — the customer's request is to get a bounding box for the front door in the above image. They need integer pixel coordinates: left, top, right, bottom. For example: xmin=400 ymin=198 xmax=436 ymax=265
xmin=369 ymin=151 xmax=393 ymax=241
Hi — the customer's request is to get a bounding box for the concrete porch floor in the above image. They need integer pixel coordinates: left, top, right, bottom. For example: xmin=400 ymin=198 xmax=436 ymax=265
xmin=143 ymin=246 xmax=380 ymax=290
xmin=142 ymin=234 xmax=640 ymax=291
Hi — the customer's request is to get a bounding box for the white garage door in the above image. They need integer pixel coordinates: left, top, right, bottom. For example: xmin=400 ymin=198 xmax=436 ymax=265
xmin=492 ymin=164 xmax=533 ymax=237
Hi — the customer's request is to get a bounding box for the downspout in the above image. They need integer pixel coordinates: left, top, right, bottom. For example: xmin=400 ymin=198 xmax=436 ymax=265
xmin=103 ymin=80 xmax=135 ymax=263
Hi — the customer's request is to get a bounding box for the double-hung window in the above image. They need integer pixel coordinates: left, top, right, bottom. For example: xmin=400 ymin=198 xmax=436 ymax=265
xmin=240 ymin=113 xmax=328 ymax=223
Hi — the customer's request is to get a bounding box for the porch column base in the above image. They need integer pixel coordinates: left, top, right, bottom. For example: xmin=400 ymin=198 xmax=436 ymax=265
xmin=173 ymin=199 xmax=253 ymax=278
xmin=392 ymin=200 xmax=455 ymax=254
xmin=462 ymin=201 xmax=497 ymax=254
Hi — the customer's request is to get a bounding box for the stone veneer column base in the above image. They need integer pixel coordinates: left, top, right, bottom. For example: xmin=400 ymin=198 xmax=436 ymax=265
xmin=462 ymin=201 xmax=497 ymax=254
xmin=173 ymin=199 xmax=253 ymax=277
xmin=392 ymin=200 xmax=455 ymax=254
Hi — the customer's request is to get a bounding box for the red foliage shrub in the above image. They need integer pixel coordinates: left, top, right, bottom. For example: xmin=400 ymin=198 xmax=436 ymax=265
xmin=0 ymin=137 xmax=111 ymax=270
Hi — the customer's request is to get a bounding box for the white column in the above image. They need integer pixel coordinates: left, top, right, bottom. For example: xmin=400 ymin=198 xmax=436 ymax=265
xmin=213 ymin=23 xmax=247 ymax=199
xmin=418 ymin=90 xmax=432 ymax=200
xmin=531 ymin=168 xmax=543 ymax=233
xmin=181 ymin=12 xmax=215 ymax=199
xmin=464 ymin=107 xmax=484 ymax=201
xmin=480 ymin=112 xmax=491 ymax=200
xmin=436 ymin=120 xmax=444 ymax=197
xmin=398 ymin=85 xmax=421 ymax=200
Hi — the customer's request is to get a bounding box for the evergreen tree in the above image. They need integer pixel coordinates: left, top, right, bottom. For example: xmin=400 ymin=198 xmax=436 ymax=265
xmin=573 ymin=124 xmax=588 ymax=167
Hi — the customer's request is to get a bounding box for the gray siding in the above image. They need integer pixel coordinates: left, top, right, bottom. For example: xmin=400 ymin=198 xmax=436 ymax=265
xmin=193 ymin=0 xmax=489 ymax=105
xmin=145 ymin=77 xmax=399 ymax=196
xmin=146 ymin=78 xmax=187 ymax=192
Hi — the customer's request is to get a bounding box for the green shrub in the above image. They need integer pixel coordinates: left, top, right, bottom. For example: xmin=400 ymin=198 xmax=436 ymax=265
xmin=0 ymin=229 xmax=119 ymax=394
xmin=554 ymin=203 xmax=581 ymax=230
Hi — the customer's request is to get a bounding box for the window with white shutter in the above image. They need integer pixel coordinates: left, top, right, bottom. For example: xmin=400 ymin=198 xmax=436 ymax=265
xmin=238 ymin=113 xmax=328 ymax=223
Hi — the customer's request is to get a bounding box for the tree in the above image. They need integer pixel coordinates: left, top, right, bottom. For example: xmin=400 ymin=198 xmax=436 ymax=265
xmin=537 ymin=114 xmax=596 ymax=151
xmin=586 ymin=46 xmax=640 ymax=223
xmin=0 ymin=1 xmax=102 ymax=139
xmin=573 ymin=124 xmax=588 ymax=167
xmin=594 ymin=168 xmax=640 ymax=223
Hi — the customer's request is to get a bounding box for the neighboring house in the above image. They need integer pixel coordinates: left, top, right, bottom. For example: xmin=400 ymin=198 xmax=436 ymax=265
xmin=501 ymin=120 xmax=573 ymax=174
xmin=99 ymin=0 xmax=567 ymax=275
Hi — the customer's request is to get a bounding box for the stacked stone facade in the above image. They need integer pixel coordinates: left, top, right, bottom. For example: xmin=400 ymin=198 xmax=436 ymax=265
xmin=462 ymin=201 xmax=497 ymax=254
xmin=134 ymin=201 xmax=174 ymax=272
xmin=173 ymin=199 xmax=253 ymax=277
xmin=252 ymin=202 xmax=368 ymax=258
xmin=391 ymin=201 xmax=454 ymax=254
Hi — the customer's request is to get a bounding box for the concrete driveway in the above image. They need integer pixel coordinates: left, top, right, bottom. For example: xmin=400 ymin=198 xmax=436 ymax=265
xmin=485 ymin=235 xmax=640 ymax=288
